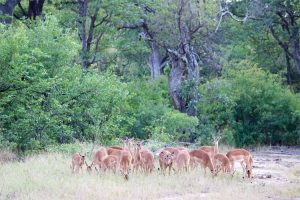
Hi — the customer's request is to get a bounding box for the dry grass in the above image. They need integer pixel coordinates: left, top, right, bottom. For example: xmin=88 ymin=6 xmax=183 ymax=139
xmin=1 ymin=151 xmax=299 ymax=200
xmin=0 ymin=150 xmax=19 ymax=164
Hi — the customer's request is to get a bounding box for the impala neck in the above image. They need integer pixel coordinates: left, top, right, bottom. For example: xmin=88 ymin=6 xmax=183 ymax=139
xmin=215 ymin=140 xmax=219 ymax=153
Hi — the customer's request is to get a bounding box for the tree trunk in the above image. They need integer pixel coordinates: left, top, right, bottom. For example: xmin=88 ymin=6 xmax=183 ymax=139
xmin=285 ymin=53 xmax=292 ymax=85
xmin=28 ymin=0 xmax=45 ymax=19
xmin=167 ymin=44 xmax=200 ymax=116
xmin=168 ymin=58 xmax=186 ymax=112
xmin=0 ymin=0 xmax=20 ymax=24
xmin=292 ymin=40 xmax=300 ymax=75
xmin=185 ymin=47 xmax=199 ymax=116
xmin=78 ymin=0 xmax=89 ymax=70
xmin=148 ymin=42 xmax=162 ymax=80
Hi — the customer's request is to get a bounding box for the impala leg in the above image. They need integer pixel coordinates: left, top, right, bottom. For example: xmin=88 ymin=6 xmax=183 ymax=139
xmin=230 ymin=161 xmax=235 ymax=177
xmin=240 ymin=161 xmax=246 ymax=179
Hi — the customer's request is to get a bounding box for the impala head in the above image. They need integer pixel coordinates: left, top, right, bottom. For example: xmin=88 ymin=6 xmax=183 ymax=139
xmin=123 ymin=137 xmax=135 ymax=149
xmin=212 ymin=168 xmax=218 ymax=176
xmin=78 ymin=154 xmax=85 ymax=165
xmin=160 ymin=151 xmax=173 ymax=165
xmin=212 ymin=134 xmax=222 ymax=147
xmin=136 ymin=141 xmax=142 ymax=150
xmin=246 ymin=166 xmax=253 ymax=179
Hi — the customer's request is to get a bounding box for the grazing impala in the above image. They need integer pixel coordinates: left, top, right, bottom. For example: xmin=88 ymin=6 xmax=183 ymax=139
xmin=226 ymin=148 xmax=253 ymax=179
xmin=71 ymin=153 xmax=85 ymax=173
xmin=198 ymin=136 xmax=221 ymax=158
xmin=175 ymin=149 xmax=190 ymax=172
xmin=189 ymin=156 xmax=198 ymax=170
xmin=159 ymin=150 xmax=174 ymax=175
xmin=120 ymin=149 xmax=132 ymax=180
xmin=163 ymin=147 xmax=181 ymax=158
xmin=86 ymin=147 xmax=108 ymax=172
xmin=107 ymin=146 xmax=123 ymax=155
xmin=214 ymin=153 xmax=231 ymax=174
xmin=189 ymin=149 xmax=217 ymax=176
xmin=119 ymin=138 xmax=134 ymax=180
xmin=101 ymin=155 xmax=119 ymax=173
xmin=107 ymin=138 xmax=134 ymax=160
xmin=140 ymin=149 xmax=155 ymax=174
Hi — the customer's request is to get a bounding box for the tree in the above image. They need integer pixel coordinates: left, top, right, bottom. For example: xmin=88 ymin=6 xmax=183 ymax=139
xmin=265 ymin=0 xmax=300 ymax=76
xmin=27 ymin=0 xmax=45 ymax=19
xmin=118 ymin=4 xmax=167 ymax=80
xmin=0 ymin=0 xmax=20 ymax=24
xmin=225 ymin=0 xmax=300 ymax=88
xmin=142 ymin=0 xmax=219 ymax=115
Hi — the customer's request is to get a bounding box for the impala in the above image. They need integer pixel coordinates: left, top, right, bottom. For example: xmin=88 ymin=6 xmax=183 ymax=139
xmin=198 ymin=135 xmax=221 ymax=158
xmin=140 ymin=149 xmax=155 ymax=174
xmin=119 ymin=138 xmax=134 ymax=180
xmin=71 ymin=153 xmax=85 ymax=173
xmin=226 ymin=148 xmax=253 ymax=179
xmin=159 ymin=150 xmax=174 ymax=175
xmin=214 ymin=153 xmax=231 ymax=174
xmin=175 ymin=149 xmax=190 ymax=172
xmin=86 ymin=147 xmax=108 ymax=172
xmin=189 ymin=149 xmax=217 ymax=176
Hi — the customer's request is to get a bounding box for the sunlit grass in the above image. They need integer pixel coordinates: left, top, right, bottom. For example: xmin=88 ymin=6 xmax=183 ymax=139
xmin=1 ymin=151 xmax=299 ymax=200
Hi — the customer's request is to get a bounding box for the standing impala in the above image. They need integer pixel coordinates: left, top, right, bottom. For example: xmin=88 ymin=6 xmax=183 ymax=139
xmin=175 ymin=149 xmax=190 ymax=172
xmin=71 ymin=153 xmax=85 ymax=173
xmin=198 ymin=135 xmax=221 ymax=158
xmin=135 ymin=141 xmax=155 ymax=173
xmin=226 ymin=148 xmax=253 ymax=179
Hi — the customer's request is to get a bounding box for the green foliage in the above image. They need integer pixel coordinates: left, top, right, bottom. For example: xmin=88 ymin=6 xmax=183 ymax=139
xmin=198 ymin=65 xmax=300 ymax=146
xmin=150 ymin=111 xmax=198 ymax=142
xmin=0 ymin=17 xmax=131 ymax=151
xmin=0 ymin=19 xmax=199 ymax=152
xmin=0 ymin=17 xmax=79 ymax=152
xmin=1 ymin=1 xmax=300 ymax=152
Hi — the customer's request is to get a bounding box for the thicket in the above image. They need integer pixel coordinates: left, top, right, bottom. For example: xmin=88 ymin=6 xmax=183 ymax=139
xmin=0 ymin=0 xmax=300 ymax=153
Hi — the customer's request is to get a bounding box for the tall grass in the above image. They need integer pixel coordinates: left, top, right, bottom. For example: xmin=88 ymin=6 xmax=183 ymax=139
xmin=1 ymin=151 xmax=298 ymax=200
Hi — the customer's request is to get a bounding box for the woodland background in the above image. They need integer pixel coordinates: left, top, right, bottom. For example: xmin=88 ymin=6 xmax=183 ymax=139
xmin=0 ymin=0 xmax=299 ymax=153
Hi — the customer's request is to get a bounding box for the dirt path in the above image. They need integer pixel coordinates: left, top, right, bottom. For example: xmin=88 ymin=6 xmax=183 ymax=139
xmin=157 ymin=146 xmax=300 ymax=200
xmin=250 ymin=147 xmax=300 ymax=199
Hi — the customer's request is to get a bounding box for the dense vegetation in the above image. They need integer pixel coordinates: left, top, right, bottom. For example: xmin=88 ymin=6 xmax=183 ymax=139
xmin=0 ymin=0 xmax=299 ymax=152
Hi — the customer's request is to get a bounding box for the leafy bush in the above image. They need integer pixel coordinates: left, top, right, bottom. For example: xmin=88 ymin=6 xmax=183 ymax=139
xmin=0 ymin=18 xmax=131 ymax=151
xmin=197 ymin=66 xmax=300 ymax=146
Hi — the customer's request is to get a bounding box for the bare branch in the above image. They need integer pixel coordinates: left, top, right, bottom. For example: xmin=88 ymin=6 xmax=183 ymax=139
xmin=215 ymin=1 xmax=249 ymax=33
xmin=94 ymin=13 xmax=111 ymax=27
xmin=167 ymin=48 xmax=188 ymax=63
xmin=270 ymin=26 xmax=293 ymax=58
xmin=117 ymin=19 xmax=145 ymax=29
xmin=17 ymin=2 xmax=27 ymax=16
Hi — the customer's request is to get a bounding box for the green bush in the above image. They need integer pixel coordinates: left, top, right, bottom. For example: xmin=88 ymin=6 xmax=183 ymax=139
xmin=197 ymin=66 xmax=300 ymax=146
xmin=0 ymin=17 xmax=131 ymax=151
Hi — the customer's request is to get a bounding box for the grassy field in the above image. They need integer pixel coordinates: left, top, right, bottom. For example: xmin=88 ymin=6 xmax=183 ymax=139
xmin=0 ymin=147 xmax=300 ymax=200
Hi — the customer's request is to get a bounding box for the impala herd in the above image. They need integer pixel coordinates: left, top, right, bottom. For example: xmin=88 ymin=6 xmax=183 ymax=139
xmin=71 ymin=137 xmax=254 ymax=181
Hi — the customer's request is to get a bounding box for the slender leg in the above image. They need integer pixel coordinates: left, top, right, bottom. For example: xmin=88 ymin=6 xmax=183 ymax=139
xmin=240 ymin=161 xmax=246 ymax=178
xmin=230 ymin=161 xmax=235 ymax=177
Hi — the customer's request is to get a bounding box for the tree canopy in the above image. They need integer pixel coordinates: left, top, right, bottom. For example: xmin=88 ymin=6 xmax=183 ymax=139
xmin=0 ymin=0 xmax=299 ymax=152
